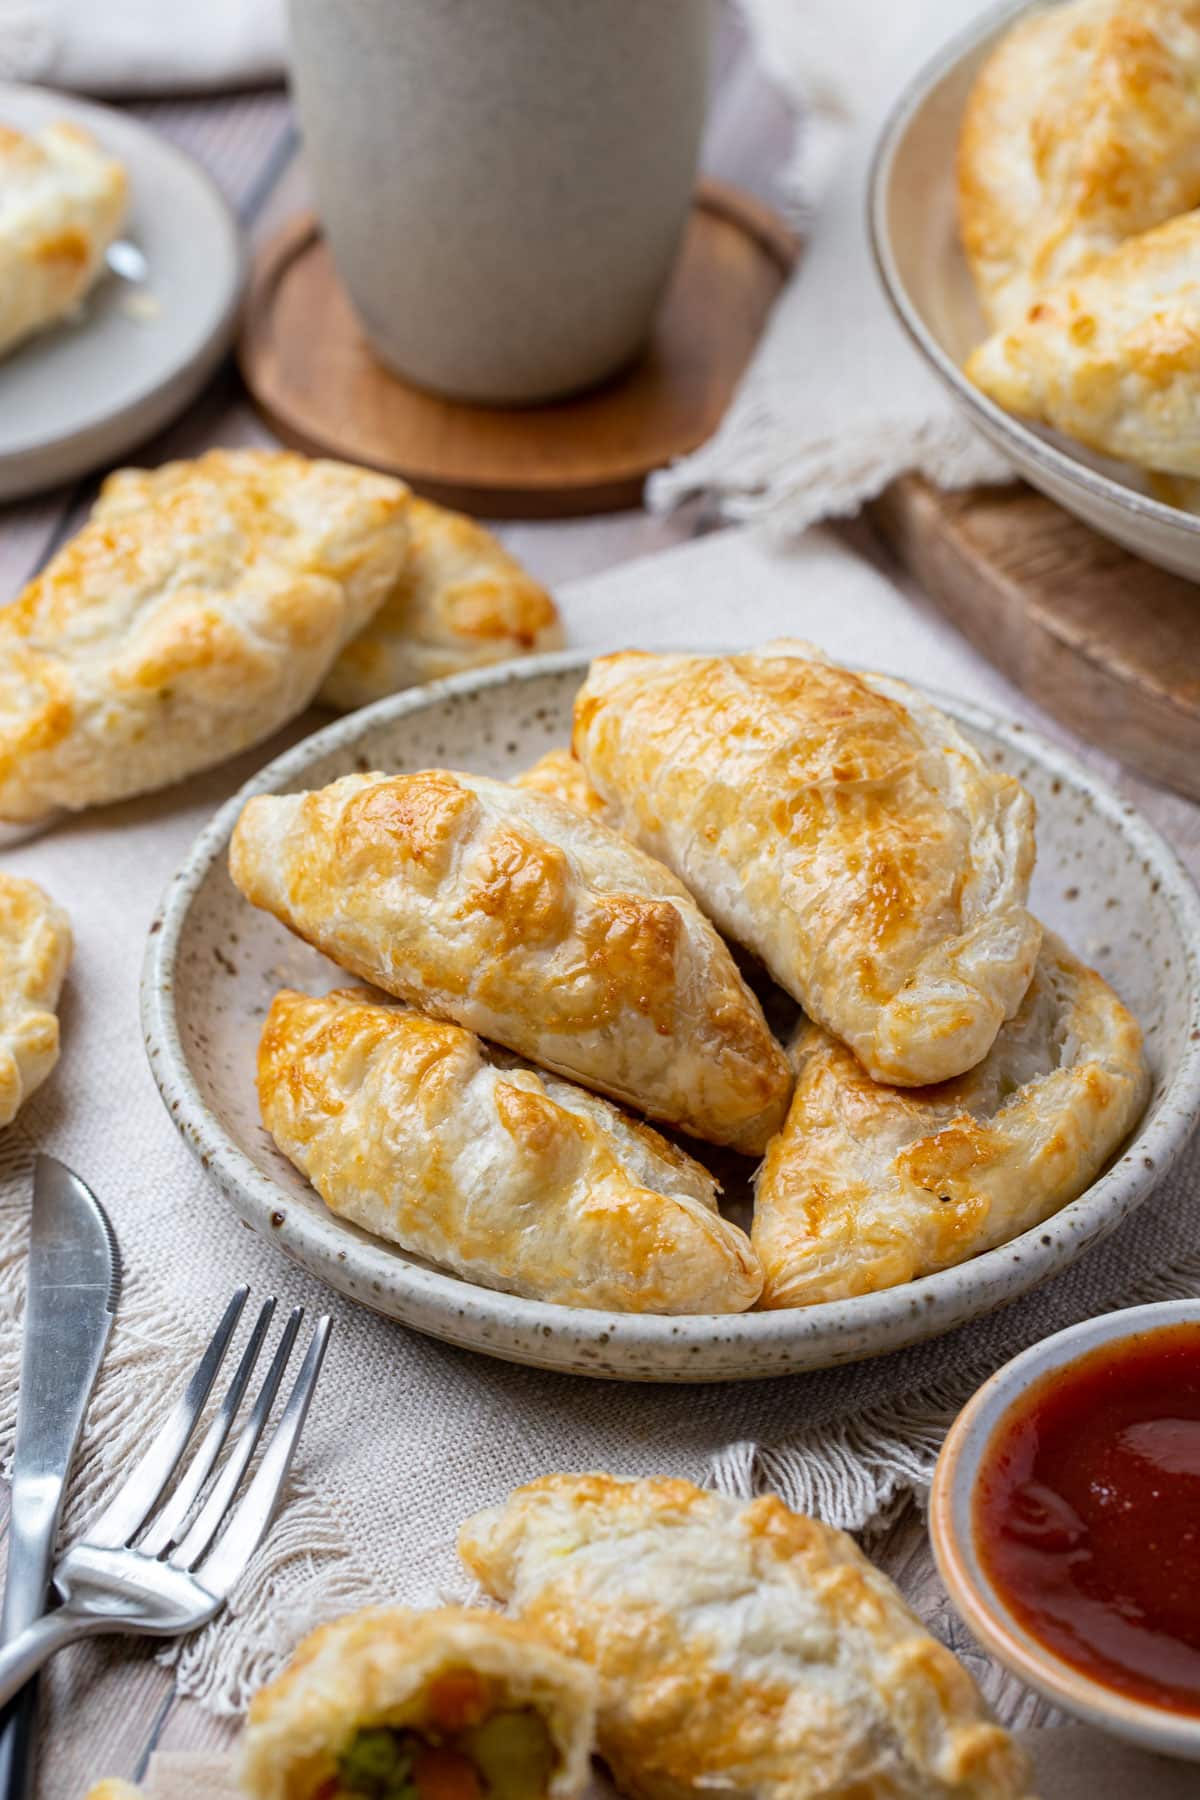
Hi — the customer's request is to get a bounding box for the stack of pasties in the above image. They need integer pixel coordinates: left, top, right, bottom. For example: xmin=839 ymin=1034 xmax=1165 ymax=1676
xmin=230 ymin=641 xmax=1148 ymax=1315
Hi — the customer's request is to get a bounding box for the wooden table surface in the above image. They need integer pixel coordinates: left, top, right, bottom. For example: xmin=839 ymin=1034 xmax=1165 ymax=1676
xmin=7 ymin=6 xmax=1181 ymax=1792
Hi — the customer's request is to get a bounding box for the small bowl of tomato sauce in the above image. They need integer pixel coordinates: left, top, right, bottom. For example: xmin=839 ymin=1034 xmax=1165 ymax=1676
xmin=930 ymin=1300 xmax=1200 ymax=1761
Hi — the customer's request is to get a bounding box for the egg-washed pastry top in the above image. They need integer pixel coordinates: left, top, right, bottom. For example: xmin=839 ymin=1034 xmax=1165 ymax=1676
xmin=0 ymin=449 xmax=410 ymax=823
xmin=966 ymin=208 xmax=1200 ymax=476
xmin=958 ymin=0 xmax=1200 ymax=329
xmin=0 ymin=874 xmax=72 ymax=1129
xmin=240 ymin=1604 xmax=597 ymax=1800
xmin=573 ymin=644 xmax=1040 ymax=1088
xmin=0 ymin=120 xmax=127 ymax=359
xmin=320 ymin=496 xmax=563 ymax=710
xmin=753 ymin=931 xmax=1149 ymax=1308
xmin=259 ymin=988 xmax=762 ymax=1313
xmin=230 ymin=768 xmax=793 ymax=1153
xmin=460 ymin=1473 xmax=1037 ymax=1800
xmin=513 ymin=749 xmax=611 ymax=822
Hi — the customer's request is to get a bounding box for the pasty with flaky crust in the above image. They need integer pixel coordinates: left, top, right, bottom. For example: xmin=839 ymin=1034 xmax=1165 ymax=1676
xmin=573 ymin=644 xmax=1040 ymax=1088
xmin=958 ymin=0 xmax=1200 ymax=329
xmin=240 ymin=1604 xmax=596 ymax=1800
xmin=232 ymin=769 xmax=792 ymax=1153
xmin=0 ymin=121 xmax=127 ymax=359
xmin=0 ymin=449 xmax=410 ymax=823
xmin=321 ymin=497 xmax=563 ymax=710
xmin=460 ymin=1473 xmax=1036 ymax=1800
xmin=966 ymin=209 xmax=1200 ymax=475
xmin=753 ymin=932 xmax=1149 ymax=1308
xmin=513 ymin=749 xmax=610 ymax=821
xmin=259 ymin=988 xmax=761 ymax=1312
xmin=83 ymin=1786 xmax=143 ymax=1800
xmin=0 ymin=874 xmax=71 ymax=1128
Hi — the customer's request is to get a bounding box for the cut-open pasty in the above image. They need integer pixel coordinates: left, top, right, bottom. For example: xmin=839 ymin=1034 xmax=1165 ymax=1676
xmin=513 ymin=749 xmax=610 ymax=822
xmin=0 ymin=874 xmax=71 ymax=1128
xmin=231 ymin=768 xmax=792 ymax=1152
xmin=259 ymin=988 xmax=762 ymax=1312
xmin=460 ymin=1473 xmax=1036 ymax=1800
xmin=573 ymin=644 xmax=1040 ymax=1087
xmin=966 ymin=208 xmax=1200 ymax=475
xmin=0 ymin=121 xmax=128 ymax=359
xmin=321 ymin=497 xmax=563 ymax=710
xmin=240 ymin=1604 xmax=596 ymax=1800
xmin=958 ymin=0 xmax=1200 ymax=329
xmin=753 ymin=932 xmax=1149 ymax=1308
xmin=0 ymin=449 xmax=410 ymax=823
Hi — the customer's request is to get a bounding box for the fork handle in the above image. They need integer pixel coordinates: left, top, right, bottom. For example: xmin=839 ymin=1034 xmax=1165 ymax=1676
xmin=0 ymin=1612 xmax=102 ymax=1711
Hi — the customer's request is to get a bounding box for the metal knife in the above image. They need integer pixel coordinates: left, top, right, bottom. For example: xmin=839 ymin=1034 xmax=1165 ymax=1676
xmin=0 ymin=1156 xmax=121 ymax=1800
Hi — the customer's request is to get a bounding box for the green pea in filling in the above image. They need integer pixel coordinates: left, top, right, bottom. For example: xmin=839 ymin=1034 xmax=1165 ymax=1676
xmin=334 ymin=1710 xmax=554 ymax=1800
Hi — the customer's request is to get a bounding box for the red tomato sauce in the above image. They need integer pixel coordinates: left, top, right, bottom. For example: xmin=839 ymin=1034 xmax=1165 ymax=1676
xmin=974 ymin=1322 xmax=1200 ymax=1714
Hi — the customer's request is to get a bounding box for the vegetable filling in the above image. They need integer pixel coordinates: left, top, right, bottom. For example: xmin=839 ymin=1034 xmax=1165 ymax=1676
xmin=320 ymin=1702 xmax=556 ymax=1800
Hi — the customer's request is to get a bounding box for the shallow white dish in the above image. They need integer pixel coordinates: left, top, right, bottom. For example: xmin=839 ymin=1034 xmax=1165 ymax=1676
xmin=870 ymin=0 xmax=1200 ymax=584
xmin=931 ymin=1299 xmax=1200 ymax=1760
xmin=142 ymin=652 xmax=1200 ymax=1382
xmin=0 ymin=83 xmax=244 ymax=501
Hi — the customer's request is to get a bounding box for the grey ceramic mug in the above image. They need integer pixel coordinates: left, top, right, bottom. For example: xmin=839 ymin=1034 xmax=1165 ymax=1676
xmin=287 ymin=0 xmax=712 ymax=404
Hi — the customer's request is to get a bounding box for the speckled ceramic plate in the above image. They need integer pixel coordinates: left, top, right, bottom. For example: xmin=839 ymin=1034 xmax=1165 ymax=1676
xmin=0 ymin=84 xmax=244 ymax=501
xmin=142 ymin=652 xmax=1200 ymax=1382
xmin=870 ymin=0 xmax=1200 ymax=584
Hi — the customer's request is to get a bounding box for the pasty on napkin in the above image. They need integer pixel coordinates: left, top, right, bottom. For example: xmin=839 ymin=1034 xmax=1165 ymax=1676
xmin=320 ymin=497 xmax=563 ymax=710
xmin=513 ymin=749 xmax=610 ymax=821
xmin=959 ymin=0 xmax=1200 ymax=329
xmin=0 ymin=874 xmax=71 ymax=1128
xmin=753 ymin=933 xmax=1149 ymax=1308
xmin=0 ymin=450 xmax=410 ymax=824
xmin=460 ymin=1473 xmax=1037 ymax=1800
xmin=259 ymin=989 xmax=761 ymax=1313
xmin=966 ymin=209 xmax=1200 ymax=476
xmin=0 ymin=121 xmax=127 ymax=359
xmin=573 ymin=644 xmax=1040 ymax=1088
xmin=240 ymin=1604 xmax=596 ymax=1800
xmin=231 ymin=769 xmax=792 ymax=1153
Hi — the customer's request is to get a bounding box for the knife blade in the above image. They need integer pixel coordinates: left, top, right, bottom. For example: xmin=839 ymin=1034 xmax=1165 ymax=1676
xmin=0 ymin=1156 xmax=120 ymax=1800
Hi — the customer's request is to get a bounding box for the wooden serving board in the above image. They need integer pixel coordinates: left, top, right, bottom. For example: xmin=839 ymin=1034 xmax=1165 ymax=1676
xmin=871 ymin=475 xmax=1200 ymax=803
xmin=237 ymin=181 xmax=797 ymax=518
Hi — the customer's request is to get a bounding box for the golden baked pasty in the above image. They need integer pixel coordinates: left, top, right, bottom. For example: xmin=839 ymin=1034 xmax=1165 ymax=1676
xmin=0 ymin=121 xmax=127 ymax=359
xmin=259 ymin=988 xmax=762 ymax=1312
xmin=321 ymin=497 xmax=563 ymax=710
xmin=753 ymin=933 xmax=1149 ymax=1308
xmin=0 ymin=874 xmax=71 ymax=1128
xmin=231 ymin=769 xmax=792 ymax=1152
xmin=573 ymin=645 xmax=1040 ymax=1088
xmin=240 ymin=1604 xmax=596 ymax=1800
xmin=0 ymin=449 xmax=409 ymax=824
xmin=460 ymin=1474 xmax=1036 ymax=1800
xmin=966 ymin=209 xmax=1200 ymax=475
xmin=512 ymin=749 xmax=610 ymax=821
xmin=958 ymin=0 xmax=1200 ymax=329
xmin=83 ymin=1786 xmax=143 ymax=1800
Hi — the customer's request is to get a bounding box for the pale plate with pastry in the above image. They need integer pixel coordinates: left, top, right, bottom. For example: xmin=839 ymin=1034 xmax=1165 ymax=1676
xmin=869 ymin=0 xmax=1200 ymax=582
xmin=0 ymin=84 xmax=243 ymax=501
xmin=142 ymin=651 xmax=1200 ymax=1381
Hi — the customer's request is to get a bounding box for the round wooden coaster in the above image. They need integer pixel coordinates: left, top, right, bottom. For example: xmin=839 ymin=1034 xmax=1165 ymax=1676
xmin=237 ymin=180 xmax=797 ymax=518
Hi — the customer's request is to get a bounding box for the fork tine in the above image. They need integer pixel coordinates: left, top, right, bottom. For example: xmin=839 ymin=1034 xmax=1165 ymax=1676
xmin=84 ymin=1286 xmax=250 ymax=1550
xmin=170 ymin=1306 xmax=304 ymax=1570
xmin=137 ymin=1296 xmax=277 ymax=1558
xmin=194 ymin=1315 xmax=332 ymax=1598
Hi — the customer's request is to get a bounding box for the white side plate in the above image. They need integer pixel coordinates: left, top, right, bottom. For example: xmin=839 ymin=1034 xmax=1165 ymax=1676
xmin=0 ymin=83 xmax=244 ymax=501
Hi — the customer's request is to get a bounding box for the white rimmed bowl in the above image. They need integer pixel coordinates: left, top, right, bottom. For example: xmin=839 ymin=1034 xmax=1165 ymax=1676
xmin=141 ymin=651 xmax=1200 ymax=1381
xmin=869 ymin=0 xmax=1200 ymax=584
xmin=931 ymin=1300 xmax=1200 ymax=1760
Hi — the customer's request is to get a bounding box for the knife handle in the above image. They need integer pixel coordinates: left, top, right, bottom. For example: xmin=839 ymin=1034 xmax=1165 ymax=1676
xmin=0 ymin=1681 xmax=37 ymax=1800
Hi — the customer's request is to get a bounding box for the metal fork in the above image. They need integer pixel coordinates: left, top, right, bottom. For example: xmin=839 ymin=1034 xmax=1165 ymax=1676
xmin=0 ymin=1287 xmax=330 ymax=1706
